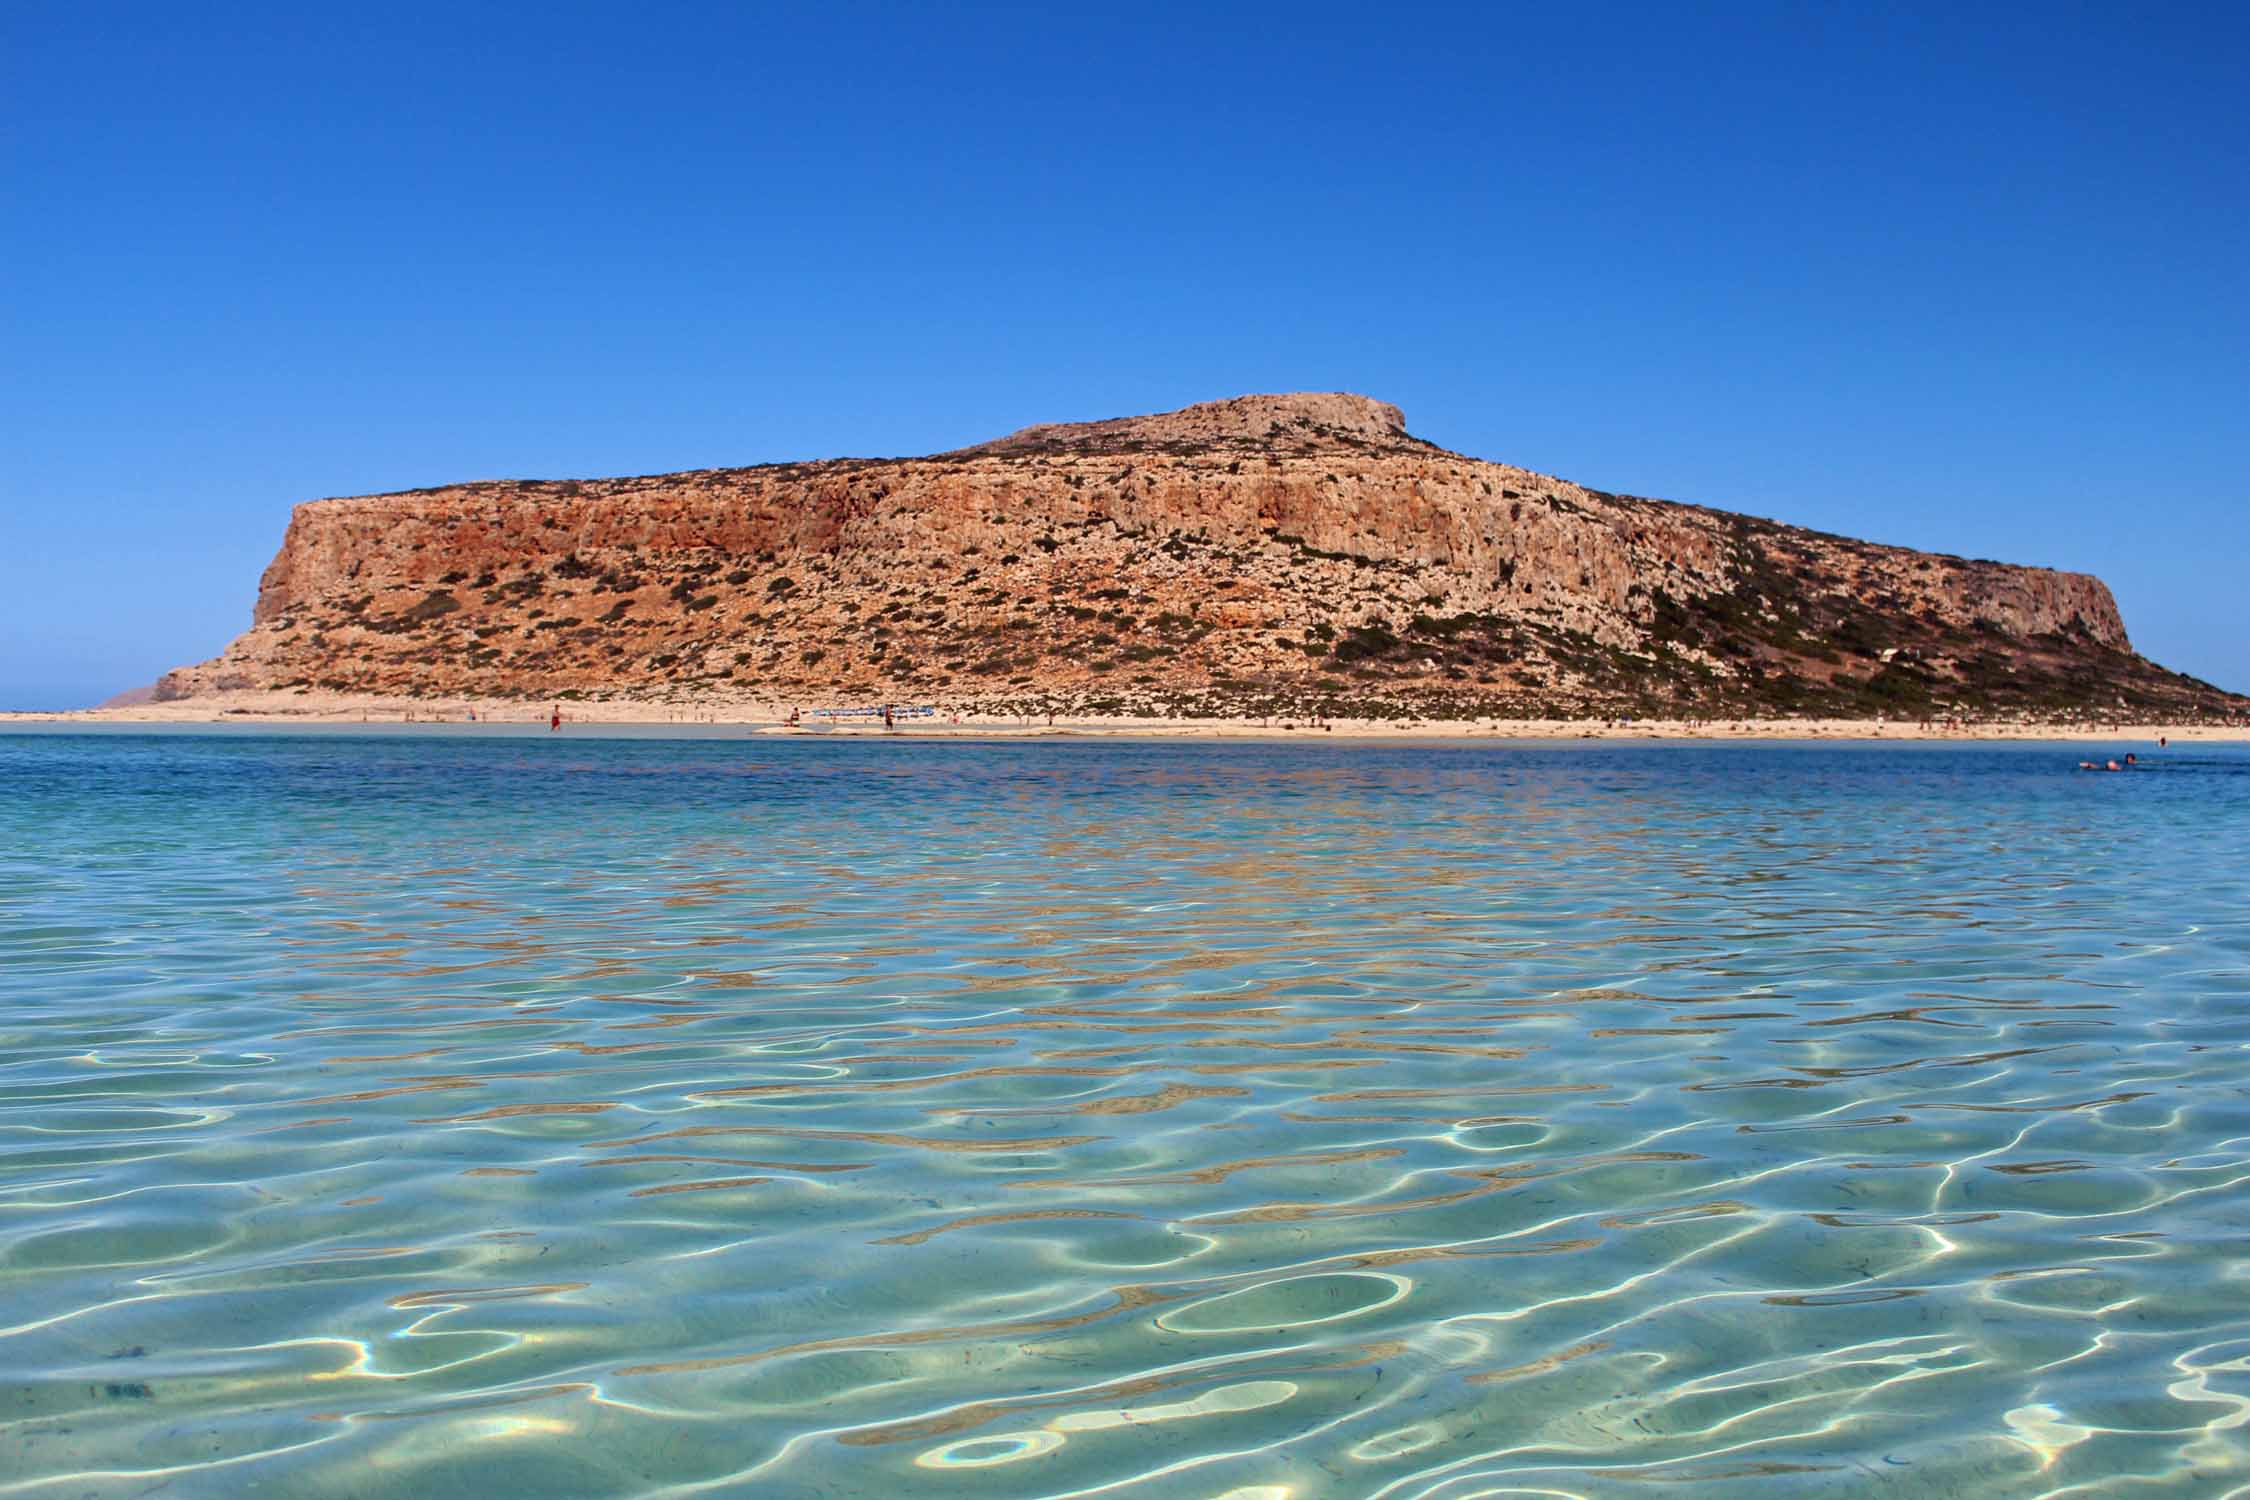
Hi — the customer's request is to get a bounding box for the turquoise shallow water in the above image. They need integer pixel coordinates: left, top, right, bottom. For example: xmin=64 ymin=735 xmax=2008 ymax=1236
xmin=2 ymin=729 xmax=2248 ymax=1498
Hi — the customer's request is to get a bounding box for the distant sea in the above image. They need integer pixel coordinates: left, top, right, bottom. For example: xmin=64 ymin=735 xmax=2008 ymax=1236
xmin=3 ymin=728 xmax=2246 ymax=1498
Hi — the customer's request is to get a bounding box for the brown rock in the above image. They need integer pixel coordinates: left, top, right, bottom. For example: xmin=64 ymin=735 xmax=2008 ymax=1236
xmin=156 ymin=394 xmax=2244 ymax=722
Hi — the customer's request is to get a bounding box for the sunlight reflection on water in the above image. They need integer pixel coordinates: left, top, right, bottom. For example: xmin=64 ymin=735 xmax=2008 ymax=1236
xmin=1 ymin=731 xmax=2247 ymax=1498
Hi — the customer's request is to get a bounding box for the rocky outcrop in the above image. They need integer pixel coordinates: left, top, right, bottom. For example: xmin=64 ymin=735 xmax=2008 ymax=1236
xmin=951 ymin=392 xmax=1422 ymax=457
xmin=158 ymin=394 xmax=2244 ymax=720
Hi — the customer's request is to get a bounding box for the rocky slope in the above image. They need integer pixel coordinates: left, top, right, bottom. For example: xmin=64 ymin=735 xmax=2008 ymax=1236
xmin=158 ymin=394 xmax=2244 ymax=720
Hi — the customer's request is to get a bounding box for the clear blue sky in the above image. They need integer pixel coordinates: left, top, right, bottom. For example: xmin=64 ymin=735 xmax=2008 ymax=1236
xmin=4 ymin=1 xmax=2244 ymax=708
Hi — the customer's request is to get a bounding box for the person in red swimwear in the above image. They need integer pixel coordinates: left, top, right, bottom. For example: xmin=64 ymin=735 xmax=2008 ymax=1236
xmin=549 ymin=706 xmax=561 ymax=732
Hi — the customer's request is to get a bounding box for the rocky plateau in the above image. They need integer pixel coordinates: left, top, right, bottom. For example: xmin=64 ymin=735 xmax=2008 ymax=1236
xmin=157 ymin=393 xmax=2244 ymax=721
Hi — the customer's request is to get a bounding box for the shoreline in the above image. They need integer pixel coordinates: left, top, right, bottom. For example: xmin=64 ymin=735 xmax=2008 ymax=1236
xmin=1 ymin=695 xmax=2240 ymax=744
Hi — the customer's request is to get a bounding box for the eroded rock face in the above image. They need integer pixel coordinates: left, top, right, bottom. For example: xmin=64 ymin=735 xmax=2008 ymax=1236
xmin=159 ymin=394 xmax=2241 ymax=719
xmin=952 ymin=392 xmax=1417 ymax=457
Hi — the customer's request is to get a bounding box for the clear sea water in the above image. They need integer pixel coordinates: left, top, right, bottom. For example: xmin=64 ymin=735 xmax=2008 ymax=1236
xmin=3 ymin=728 xmax=2247 ymax=1499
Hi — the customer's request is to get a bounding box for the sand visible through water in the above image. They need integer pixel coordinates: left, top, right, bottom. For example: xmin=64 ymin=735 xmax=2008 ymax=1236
xmin=2 ymin=731 xmax=2245 ymax=1497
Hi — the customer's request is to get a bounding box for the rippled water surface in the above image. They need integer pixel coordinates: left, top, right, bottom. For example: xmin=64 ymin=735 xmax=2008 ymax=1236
xmin=3 ymin=729 xmax=2248 ymax=1498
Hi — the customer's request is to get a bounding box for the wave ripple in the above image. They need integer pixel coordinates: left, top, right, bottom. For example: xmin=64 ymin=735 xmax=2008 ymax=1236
xmin=2 ymin=732 xmax=2246 ymax=1499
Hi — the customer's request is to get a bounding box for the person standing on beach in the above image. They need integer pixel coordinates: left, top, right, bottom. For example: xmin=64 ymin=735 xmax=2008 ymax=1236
xmin=549 ymin=705 xmax=561 ymax=732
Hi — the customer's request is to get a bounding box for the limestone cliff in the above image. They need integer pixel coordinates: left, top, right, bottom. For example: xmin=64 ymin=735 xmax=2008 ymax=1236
xmin=159 ymin=394 xmax=2242 ymax=720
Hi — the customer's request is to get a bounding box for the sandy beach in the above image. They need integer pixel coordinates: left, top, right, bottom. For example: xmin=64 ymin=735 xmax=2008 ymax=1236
xmin=4 ymin=691 xmax=2239 ymax=743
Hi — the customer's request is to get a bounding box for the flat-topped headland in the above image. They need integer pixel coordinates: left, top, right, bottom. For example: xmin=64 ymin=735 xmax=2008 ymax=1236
xmin=148 ymin=393 xmax=2245 ymax=724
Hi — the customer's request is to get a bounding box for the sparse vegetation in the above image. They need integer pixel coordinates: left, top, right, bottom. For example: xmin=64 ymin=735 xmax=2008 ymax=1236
xmin=166 ymin=394 xmax=2248 ymax=725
